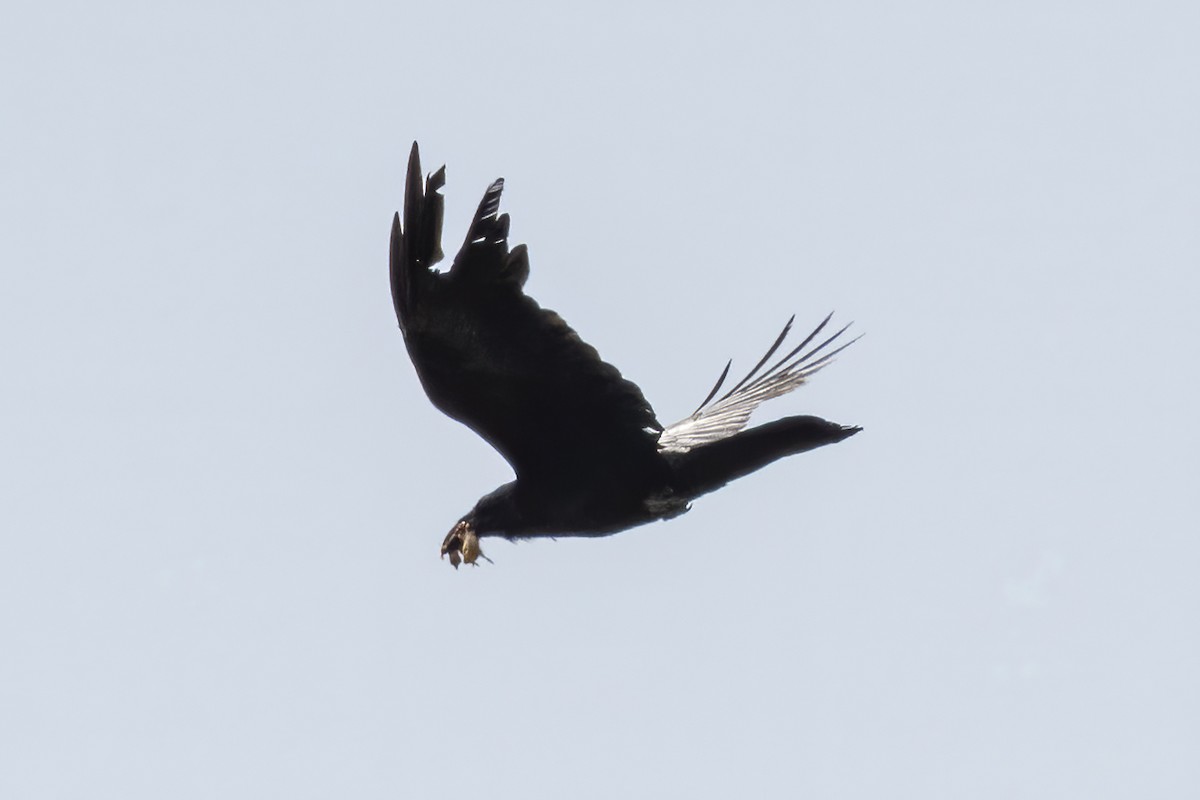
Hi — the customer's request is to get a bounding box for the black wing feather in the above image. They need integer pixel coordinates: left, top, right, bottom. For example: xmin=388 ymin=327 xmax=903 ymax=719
xmin=391 ymin=143 xmax=665 ymax=488
xmin=390 ymin=143 xmax=445 ymax=331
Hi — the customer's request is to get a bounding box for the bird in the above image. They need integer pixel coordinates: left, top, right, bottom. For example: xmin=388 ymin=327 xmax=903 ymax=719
xmin=391 ymin=143 xmax=861 ymax=567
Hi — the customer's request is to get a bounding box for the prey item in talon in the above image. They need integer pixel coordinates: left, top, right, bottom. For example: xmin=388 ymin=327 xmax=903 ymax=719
xmin=441 ymin=520 xmax=488 ymax=569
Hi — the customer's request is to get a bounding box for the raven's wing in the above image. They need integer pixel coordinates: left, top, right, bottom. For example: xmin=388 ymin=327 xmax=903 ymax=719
xmin=657 ymin=314 xmax=859 ymax=453
xmin=391 ymin=143 xmax=666 ymax=488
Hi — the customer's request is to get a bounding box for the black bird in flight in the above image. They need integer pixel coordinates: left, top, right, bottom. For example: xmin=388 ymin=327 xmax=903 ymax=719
xmin=391 ymin=143 xmax=861 ymax=567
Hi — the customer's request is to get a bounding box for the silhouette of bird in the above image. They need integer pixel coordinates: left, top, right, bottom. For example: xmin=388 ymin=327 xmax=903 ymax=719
xmin=391 ymin=143 xmax=860 ymax=567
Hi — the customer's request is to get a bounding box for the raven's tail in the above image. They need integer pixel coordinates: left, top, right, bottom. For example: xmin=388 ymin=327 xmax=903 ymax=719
xmin=668 ymin=416 xmax=860 ymax=499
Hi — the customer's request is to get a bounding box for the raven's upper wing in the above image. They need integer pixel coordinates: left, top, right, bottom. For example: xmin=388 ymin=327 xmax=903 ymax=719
xmin=656 ymin=314 xmax=859 ymax=453
xmin=391 ymin=143 xmax=665 ymax=487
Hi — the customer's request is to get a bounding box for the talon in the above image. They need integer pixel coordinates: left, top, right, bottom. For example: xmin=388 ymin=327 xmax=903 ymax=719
xmin=441 ymin=520 xmax=488 ymax=569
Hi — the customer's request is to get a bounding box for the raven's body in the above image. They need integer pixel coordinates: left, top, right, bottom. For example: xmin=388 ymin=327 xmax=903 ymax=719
xmin=391 ymin=143 xmax=860 ymax=566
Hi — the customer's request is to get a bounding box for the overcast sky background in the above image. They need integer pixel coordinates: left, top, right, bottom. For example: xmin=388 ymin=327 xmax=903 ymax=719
xmin=3 ymin=1 xmax=1198 ymax=798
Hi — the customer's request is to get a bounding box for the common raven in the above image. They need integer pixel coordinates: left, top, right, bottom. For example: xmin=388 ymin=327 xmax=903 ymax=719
xmin=391 ymin=143 xmax=860 ymax=567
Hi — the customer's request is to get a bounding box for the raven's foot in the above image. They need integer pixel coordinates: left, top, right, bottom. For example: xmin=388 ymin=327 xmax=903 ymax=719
xmin=440 ymin=520 xmax=491 ymax=569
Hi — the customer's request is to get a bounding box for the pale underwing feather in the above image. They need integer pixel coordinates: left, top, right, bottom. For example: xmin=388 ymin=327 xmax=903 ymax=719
xmin=657 ymin=314 xmax=859 ymax=453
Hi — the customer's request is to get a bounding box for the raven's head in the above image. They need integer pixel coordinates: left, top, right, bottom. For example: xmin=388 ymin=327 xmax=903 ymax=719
xmin=440 ymin=519 xmax=489 ymax=569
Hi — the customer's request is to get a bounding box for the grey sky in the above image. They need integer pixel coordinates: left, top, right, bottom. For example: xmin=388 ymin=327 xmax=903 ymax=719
xmin=2 ymin=1 xmax=1198 ymax=798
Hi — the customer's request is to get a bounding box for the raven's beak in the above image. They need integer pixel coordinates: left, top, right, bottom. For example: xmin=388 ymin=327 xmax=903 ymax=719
xmin=441 ymin=520 xmax=488 ymax=569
